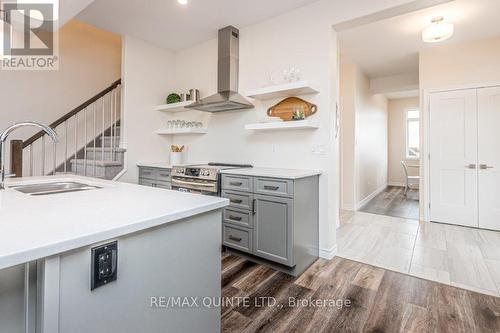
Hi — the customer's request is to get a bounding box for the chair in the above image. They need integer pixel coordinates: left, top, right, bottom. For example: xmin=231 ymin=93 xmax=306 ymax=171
xmin=401 ymin=161 xmax=420 ymax=196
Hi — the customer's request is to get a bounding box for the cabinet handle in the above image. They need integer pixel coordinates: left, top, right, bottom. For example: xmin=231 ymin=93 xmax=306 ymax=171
xmin=229 ymin=235 xmax=242 ymax=242
xmin=252 ymin=199 xmax=257 ymax=215
xmin=480 ymin=164 xmax=494 ymax=170
xmin=465 ymin=164 xmax=476 ymax=169
xmin=228 ymin=215 xmax=242 ymax=221
xmin=230 ymin=182 xmax=243 ymax=186
xmin=160 ymin=173 xmax=170 ymax=177
xmin=264 ymin=185 xmax=279 ymax=191
xmin=230 ymin=199 xmax=243 ymax=204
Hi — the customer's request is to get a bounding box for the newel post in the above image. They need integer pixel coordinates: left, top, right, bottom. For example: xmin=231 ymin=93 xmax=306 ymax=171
xmin=10 ymin=140 xmax=23 ymax=178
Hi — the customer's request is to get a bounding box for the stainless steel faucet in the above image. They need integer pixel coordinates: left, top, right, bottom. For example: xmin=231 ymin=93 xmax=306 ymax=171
xmin=0 ymin=121 xmax=59 ymax=189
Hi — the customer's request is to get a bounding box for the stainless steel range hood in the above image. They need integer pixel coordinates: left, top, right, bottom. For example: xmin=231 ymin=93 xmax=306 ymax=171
xmin=186 ymin=26 xmax=253 ymax=112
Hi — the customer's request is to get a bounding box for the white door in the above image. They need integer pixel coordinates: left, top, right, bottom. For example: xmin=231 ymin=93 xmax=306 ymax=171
xmin=430 ymin=89 xmax=478 ymax=227
xmin=478 ymin=86 xmax=500 ymax=231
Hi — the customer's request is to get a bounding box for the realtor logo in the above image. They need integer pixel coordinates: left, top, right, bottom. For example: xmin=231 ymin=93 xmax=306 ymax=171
xmin=1 ymin=0 xmax=59 ymax=70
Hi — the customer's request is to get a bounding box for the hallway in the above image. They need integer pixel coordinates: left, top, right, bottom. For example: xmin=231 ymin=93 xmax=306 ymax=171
xmin=359 ymin=186 xmax=419 ymax=220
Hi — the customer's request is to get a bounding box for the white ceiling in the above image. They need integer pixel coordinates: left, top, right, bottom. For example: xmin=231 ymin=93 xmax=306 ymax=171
xmin=339 ymin=0 xmax=500 ymax=78
xmin=77 ymin=0 xmax=319 ymax=50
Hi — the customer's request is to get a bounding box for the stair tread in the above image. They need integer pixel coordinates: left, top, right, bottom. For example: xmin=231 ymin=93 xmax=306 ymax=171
xmin=70 ymin=159 xmax=122 ymax=166
xmin=85 ymin=147 xmax=126 ymax=152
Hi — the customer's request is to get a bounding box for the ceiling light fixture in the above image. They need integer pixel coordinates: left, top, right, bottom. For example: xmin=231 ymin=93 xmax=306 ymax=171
xmin=422 ymin=16 xmax=454 ymax=43
xmin=177 ymin=0 xmax=188 ymax=5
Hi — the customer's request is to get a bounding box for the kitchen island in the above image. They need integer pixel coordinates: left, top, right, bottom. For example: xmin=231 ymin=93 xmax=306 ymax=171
xmin=0 ymin=175 xmax=228 ymax=333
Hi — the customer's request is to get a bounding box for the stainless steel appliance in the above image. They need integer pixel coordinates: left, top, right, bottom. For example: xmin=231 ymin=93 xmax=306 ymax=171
xmin=185 ymin=26 xmax=254 ymax=112
xmin=172 ymin=163 xmax=252 ymax=196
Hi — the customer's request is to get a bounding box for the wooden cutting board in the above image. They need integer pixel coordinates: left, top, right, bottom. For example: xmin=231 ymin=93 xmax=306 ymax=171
xmin=267 ymin=97 xmax=317 ymax=121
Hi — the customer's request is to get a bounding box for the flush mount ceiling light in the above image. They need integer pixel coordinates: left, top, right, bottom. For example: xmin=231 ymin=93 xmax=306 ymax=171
xmin=422 ymin=16 xmax=454 ymax=43
xmin=177 ymin=0 xmax=188 ymax=5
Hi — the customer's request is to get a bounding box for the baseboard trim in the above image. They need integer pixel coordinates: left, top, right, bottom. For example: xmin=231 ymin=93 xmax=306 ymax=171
xmin=319 ymin=245 xmax=338 ymax=260
xmin=388 ymin=182 xmax=405 ymax=187
xmin=356 ymin=183 xmax=387 ymax=210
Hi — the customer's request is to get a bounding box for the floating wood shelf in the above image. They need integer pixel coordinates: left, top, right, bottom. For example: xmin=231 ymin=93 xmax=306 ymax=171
xmin=155 ymin=101 xmax=194 ymax=112
xmin=244 ymin=120 xmax=319 ymax=131
xmin=245 ymin=81 xmax=319 ymax=100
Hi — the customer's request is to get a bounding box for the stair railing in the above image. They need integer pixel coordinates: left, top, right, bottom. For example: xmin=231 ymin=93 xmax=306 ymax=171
xmin=10 ymin=79 xmax=121 ymax=178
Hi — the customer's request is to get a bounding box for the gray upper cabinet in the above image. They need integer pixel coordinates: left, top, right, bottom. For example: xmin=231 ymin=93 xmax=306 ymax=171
xmin=253 ymin=194 xmax=293 ymax=266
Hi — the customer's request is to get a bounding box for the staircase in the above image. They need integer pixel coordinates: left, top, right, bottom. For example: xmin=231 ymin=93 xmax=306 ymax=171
xmin=10 ymin=79 xmax=125 ymax=180
xmin=69 ymin=124 xmax=125 ymax=179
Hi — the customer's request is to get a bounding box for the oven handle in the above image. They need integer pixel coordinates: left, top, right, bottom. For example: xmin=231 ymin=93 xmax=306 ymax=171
xmin=172 ymin=179 xmax=215 ymax=187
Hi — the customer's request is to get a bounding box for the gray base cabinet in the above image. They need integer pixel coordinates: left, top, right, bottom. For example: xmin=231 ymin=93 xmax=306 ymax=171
xmin=222 ymin=174 xmax=319 ymax=276
xmin=138 ymin=166 xmax=172 ymax=189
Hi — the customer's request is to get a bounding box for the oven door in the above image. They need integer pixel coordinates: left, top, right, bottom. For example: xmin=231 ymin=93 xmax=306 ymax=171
xmin=171 ymin=177 xmax=218 ymax=196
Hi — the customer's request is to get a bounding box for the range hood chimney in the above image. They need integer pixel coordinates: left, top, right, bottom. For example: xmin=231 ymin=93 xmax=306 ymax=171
xmin=186 ymin=26 xmax=254 ymax=112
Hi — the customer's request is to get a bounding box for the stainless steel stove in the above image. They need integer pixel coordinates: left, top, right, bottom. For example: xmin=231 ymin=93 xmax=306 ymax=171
xmin=171 ymin=163 xmax=252 ymax=196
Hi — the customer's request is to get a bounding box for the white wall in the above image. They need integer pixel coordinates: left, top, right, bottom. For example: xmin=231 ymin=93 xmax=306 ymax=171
xmin=340 ymin=63 xmax=388 ymax=210
xmin=388 ymin=97 xmax=419 ymax=186
xmin=0 ymin=20 xmax=121 ymax=138
xmin=340 ymin=64 xmax=357 ymax=210
xmin=420 ymin=36 xmax=500 ymax=91
xmin=119 ymin=0 xmax=419 ymax=257
xmin=0 ymin=20 xmax=121 ymax=173
xmin=120 ymin=36 xmax=176 ymax=183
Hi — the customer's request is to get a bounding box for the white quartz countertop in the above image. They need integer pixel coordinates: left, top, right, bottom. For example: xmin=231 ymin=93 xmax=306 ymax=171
xmin=0 ymin=175 xmax=228 ymax=270
xmin=136 ymin=162 xmax=173 ymax=169
xmin=220 ymin=167 xmax=322 ymax=179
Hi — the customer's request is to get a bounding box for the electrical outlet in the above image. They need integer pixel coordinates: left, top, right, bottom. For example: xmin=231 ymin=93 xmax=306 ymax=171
xmin=312 ymin=144 xmax=326 ymax=155
xmin=91 ymin=242 xmax=118 ymax=290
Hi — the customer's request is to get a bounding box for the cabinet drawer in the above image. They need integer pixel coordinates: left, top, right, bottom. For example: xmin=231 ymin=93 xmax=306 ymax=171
xmin=156 ymin=169 xmax=172 ymax=182
xmin=223 ymin=208 xmax=253 ymax=228
xmin=155 ymin=181 xmax=172 ymax=190
xmin=139 ymin=178 xmax=154 ymax=187
xmin=222 ymin=191 xmax=253 ymax=210
xmin=254 ymin=177 xmax=294 ymax=197
xmin=222 ymin=175 xmax=253 ymax=192
xmin=139 ymin=167 xmax=156 ymax=180
xmin=223 ymin=225 xmax=252 ymax=253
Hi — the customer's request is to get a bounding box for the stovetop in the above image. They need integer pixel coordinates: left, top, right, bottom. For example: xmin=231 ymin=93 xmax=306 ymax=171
xmin=172 ymin=163 xmax=253 ymax=181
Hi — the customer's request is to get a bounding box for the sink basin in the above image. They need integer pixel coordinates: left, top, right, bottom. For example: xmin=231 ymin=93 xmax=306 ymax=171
xmin=10 ymin=181 xmax=101 ymax=196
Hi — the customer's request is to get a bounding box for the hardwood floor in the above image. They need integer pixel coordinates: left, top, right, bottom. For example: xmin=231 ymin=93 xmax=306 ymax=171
xmin=221 ymin=254 xmax=500 ymax=333
xmin=359 ymin=186 xmax=419 ymax=220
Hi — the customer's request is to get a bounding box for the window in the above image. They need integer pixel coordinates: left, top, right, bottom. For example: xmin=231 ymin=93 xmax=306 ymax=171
xmin=406 ymin=109 xmax=420 ymax=159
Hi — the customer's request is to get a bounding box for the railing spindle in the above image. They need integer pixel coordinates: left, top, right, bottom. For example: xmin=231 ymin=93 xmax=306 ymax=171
xmin=101 ymin=96 xmax=105 ymax=163
xmin=74 ymin=114 xmax=78 ymax=174
xmin=110 ymin=89 xmax=114 ymax=161
xmin=84 ymin=107 xmax=87 ymax=176
xmin=53 ymin=137 xmax=57 ymax=176
xmin=93 ymin=103 xmax=97 ymax=177
xmin=64 ymin=121 xmax=68 ymax=173
xmin=29 ymin=144 xmax=33 ymax=177
xmin=41 ymin=136 xmax=45 ymax=176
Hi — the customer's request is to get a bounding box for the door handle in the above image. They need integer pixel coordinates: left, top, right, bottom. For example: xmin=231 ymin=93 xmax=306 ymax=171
xmin=465 ymin=164 xmax=477 ymax=169
xmin=480 ymin=164 xmax=494 ymax=170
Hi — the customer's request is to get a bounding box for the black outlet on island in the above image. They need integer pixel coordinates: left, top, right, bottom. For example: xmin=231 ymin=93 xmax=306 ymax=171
xmin=91 ymin=241 xmax=118 ymax=290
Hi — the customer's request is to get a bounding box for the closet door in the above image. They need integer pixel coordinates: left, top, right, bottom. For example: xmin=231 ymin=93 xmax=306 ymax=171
xmin=430 ymin=89 xmax=478 ymax=227
xmin=478 ymin=86 xmax=500 ymax=231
